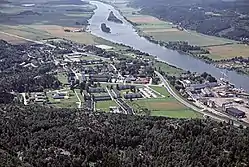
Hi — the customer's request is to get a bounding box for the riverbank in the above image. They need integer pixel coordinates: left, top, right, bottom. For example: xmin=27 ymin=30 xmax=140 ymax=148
xmin=88 ymin=1 xmax=249 ymax=91
xmin=101 ymin=0 xmax=249 ymax=76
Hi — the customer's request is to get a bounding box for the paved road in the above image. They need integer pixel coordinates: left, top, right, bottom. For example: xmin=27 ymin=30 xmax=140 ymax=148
xmin=74 ymin=90 xmax=82 ymax=109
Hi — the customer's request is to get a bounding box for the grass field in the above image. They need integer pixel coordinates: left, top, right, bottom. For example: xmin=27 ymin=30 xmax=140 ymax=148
xmin=151 ymin=109 xmax=200 ymax=118
xmin=56 ymin=72 xmax=68 ymax=85
xmin=146 ymin=30 xmax=233 ymax=46
xmin=206 ymin=44 xmax=249 ymax=60
xmin=47 ymin=90 xmax=78 ymax=108
xmin=155 ymin=61 xmax=183 ymax=76
xmin=0 ymin=32 xmax=28 ymax=44
xmin=149 ymin=86 xmax=171 ymax=97
xmin=96 ymin=100 xmax=117 ymax=112
xmin=0 ymin=24 xmax=53 ymax=41
xmin=129 ymin=98 xmax=200 ymax=118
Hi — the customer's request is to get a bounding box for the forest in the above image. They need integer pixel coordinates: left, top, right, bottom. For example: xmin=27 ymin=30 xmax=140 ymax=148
xmin=0 ymin=104 xmax=249 ymax=167
xmin=0 ymin=40 xmax=60 ymax=103
xmin=130 ymin=0 xmax=249 ymax=42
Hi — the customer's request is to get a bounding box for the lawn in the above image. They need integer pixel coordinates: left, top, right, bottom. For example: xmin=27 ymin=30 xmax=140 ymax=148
xmin=95 ymin=100 xmax=117 ymax=112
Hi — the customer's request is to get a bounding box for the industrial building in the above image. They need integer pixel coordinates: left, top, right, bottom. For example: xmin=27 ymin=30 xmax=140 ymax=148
xmin=226 ymin=107 xmax=245 ymax=118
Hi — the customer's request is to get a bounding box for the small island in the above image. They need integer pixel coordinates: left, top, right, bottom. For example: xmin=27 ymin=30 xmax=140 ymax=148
xmin=107 ymin=11 xmax=123 ymax=24
xmin=101 ymin=23 xmax=111 ymax=33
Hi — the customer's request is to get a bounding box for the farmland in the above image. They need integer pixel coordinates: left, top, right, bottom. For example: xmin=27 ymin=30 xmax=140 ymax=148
xmin=206 ymin=44 xmax=249 ymax=60
xmin=105 ymin=0 xmax=249 ymax=62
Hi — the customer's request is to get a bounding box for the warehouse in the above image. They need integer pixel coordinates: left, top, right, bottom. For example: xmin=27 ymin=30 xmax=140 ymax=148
xmin=226 ymin=107 xmax=245 ymax=118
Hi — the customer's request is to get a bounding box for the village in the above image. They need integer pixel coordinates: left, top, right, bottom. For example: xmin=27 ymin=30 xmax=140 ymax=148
xmin=19 ymin=39 xmax=249 ymax=125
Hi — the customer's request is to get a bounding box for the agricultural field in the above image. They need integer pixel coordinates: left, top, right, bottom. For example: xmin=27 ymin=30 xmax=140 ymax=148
xmin=205 ymin=44 xmax=249 ymax=60
xmin=0 ymin=25 xmax=53 ymax=41
xmin=0 ymin=0 xmax=107 ymax=45
xmin=0 ymin=32 xmax=28 ymax=44
xmin=145 ymin=29 xmax=233 ymax=46
xmin=95 ymin=100 xmax=117 ymax=112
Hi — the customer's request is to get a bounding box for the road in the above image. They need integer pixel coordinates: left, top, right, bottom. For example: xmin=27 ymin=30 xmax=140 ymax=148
xmin=20 ymin=93 xmax=28 ymax=105
xmin=74 ymin=90 xmax=82 ymax=108
xmin=154 ymin=71 xmax=246 ymax=126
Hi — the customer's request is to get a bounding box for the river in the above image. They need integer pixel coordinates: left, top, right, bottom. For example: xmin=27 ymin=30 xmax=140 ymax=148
xmin=88 ymin=1 xmax=249 ymax=91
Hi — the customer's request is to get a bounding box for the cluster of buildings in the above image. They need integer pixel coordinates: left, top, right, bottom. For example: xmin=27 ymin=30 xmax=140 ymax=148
xmin=181 ymin=78 xmax=249 ymax=121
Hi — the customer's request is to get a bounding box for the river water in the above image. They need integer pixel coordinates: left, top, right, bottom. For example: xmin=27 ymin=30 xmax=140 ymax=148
xmin=88 ymin=1 xmax=249 ymax=91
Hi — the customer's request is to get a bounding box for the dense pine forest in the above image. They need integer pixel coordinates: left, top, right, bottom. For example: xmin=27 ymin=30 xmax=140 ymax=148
xmin=0 ymin=104 xmax=249 ymax=167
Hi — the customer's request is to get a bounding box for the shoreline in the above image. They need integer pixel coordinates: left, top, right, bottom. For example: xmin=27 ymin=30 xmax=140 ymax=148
xmin=95 ymin=0 xmax=249 ymax=77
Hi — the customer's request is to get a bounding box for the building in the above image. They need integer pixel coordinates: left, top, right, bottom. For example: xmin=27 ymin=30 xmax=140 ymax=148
xmin=88 ymin=87 xmax=106 ymax=93
xmin=93 ymin=94 xmax=111 ymax=101
xmin=189 ymin=82 xmax=218 ymax=91
xmin=124 ymin=93 xmax=142 ymax=99
xmin=201 ymin=88 xmax=213 ymax=97
xmin=117 ymin=84 xmax=135 ymax=90
xmin=226 ymin=107 xmax=245 ymax=118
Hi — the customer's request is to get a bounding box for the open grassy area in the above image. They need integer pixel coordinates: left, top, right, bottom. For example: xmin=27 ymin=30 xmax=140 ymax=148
xmin=0 ymin=32 xmax=28 ymax=44
xmin=151 ymin=109 xmax=201 ymax=118
xmin=206 ymin=44 xmax=249 ymax=60
xmin=149 ymin=86 xmax=171 ymax=97
xmin=0 ymin=24 xmax=53 ymax=41
xmin=96 ymin=100 xmax=117 ymax=112
xmin=65 ymin=13 xmax=93 ymax=17
xmin=56 ymin=72 xmax=68 ymax=85
xmin=155 ymin=61 xmax=183 ymax=76
xmin=47 ymin=90 xmax=78 ymax=108
xmin=146 ymin=30 xmax=233 ymax=47
xmin=128 ymin=98 xmax=200 ymax=118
